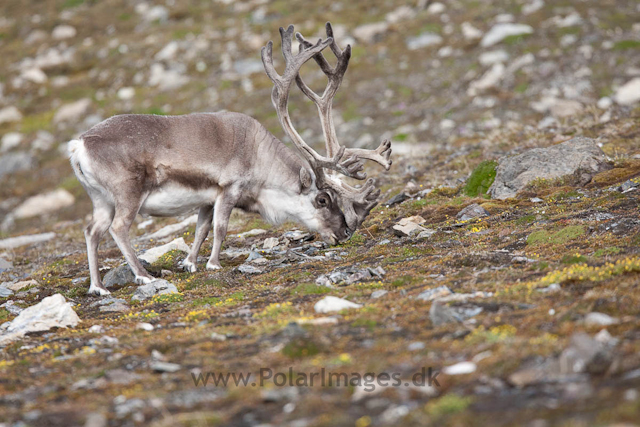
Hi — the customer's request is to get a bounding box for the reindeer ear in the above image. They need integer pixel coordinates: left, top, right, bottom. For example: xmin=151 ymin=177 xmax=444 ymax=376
xmin=299 ymin=167 xmax=313 ymax=190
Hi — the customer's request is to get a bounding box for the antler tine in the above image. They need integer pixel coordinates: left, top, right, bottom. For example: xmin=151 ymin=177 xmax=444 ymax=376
xmin=260 ymin=25 xmax=365 ymax=180
xmin=295 ymin=23 xmax=392 ymax=171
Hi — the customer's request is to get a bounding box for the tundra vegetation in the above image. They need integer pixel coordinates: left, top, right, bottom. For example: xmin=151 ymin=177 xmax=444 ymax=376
xmin=1 ymin=0 xmax=640 ymax=426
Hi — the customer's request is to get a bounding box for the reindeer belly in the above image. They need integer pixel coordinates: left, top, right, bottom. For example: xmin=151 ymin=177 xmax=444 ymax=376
xmin=140 ymin=184 xmax=219 ymax=217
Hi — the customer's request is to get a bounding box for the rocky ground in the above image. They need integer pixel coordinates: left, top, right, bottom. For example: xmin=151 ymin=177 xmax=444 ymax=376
xmin=1 ymin=0 xmax=640 ymax=426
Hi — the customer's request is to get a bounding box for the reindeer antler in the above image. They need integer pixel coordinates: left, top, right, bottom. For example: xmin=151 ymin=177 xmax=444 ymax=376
xmin=260 ymin=25 xmax=365 ymax=180
xmin=295 ymin=22 xmax=393 ymax=171
xmin=261 ymin=23 xmax=392 ymax=230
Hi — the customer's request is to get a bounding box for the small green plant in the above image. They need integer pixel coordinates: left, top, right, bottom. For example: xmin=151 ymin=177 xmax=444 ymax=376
xmin=613 ymin=40 xmax=640 ymax=50
xmin=594 ymin=247 xmax=621 ymax=257
xmin=282 ymin=338 xmax=319 ymax=359
xmin=527 ymin=225 xmax=585 ymax=246
xmin=256 ymin=302 xmax=296 ymax=319
xmin=561 ymin=254 xmax=588 ymax=265
xmin=464 ymin=161 xmax=497 ymax=197
xmin=291 ymin=283 xmax=331 ymax=296
xmin=425 ymin=394 xmax=473 ymax=417
xmin=151 ymin=292 xmax=184 ymax=304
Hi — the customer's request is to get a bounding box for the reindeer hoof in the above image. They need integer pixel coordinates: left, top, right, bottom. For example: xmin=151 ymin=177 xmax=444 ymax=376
xmin=181 ymin=260 xmax=197 ymax=273
xmin=87 ymin=285 xmax=111 ymax=296
xmin=206 ymin=262 xmax=222 ymax=271
xmin=135 ymin=275 xmax=154 ymax=285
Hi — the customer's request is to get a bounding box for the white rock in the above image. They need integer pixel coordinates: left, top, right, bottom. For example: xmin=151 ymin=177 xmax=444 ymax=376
xmin=141 ymin=214 xmax=198 ymax=241
xmin=385 ymin=6 xmax=414 ymax=23
xmin=144 ymin=5 xmax=169 ymax=23
xmin=52 ymin=25 xmax=77 ymax=40
xmin=461 ymin=22 xmax=483 ymax=40
xmin=13 ymin=189 xmax=75 ymax=219
xmin=479 ymin=50 xmax=509 ymax=66
xmin=506 ymin=53 xmax=535 ymax=73
xmin=554 ymin=12 xmax=582 ymax=28
xmin=440 ymin=118 xmax=455 ymax=131
xmin=480 ymin=23 xmax=533 ymax=47
xmin=0 ymin=294 xmax=80 ymax=345
xmin=21 ymin=68 xmax=47 ymax=84
xmin=0 ymin=106 xmax=23 ymax=124
xmin=31 ymin=130 xmax=55 ymax=151
xmin=88 ymin=325 xmax=104 ymax=333
xmin=468 ymin=63 xmax=505 ymax=95
xmin=522 ymin=0 xmax=544 ymax=15
xmin=427 ymin=2 xmax=445 ymax=14
xmin=584 ymin=312 xmax=619 ymax=327
xmin=597 ymin=97 xmax=613 ymax=109
xmin=531 ymin=96 xmax=583 ymax=117
xmin=117 ymin=87 xmax=135 ymax=100
xmin=614 ymin=78 xmax=640 ymax=106
xmin=236 ymin=228 xmax=267 ymax=239
xmin=138 ymin=237 xmax=190 ymax=264
xmin=406 ymin=32 xmax=443 ymax=50
xmin=443 ymin=361 xmax=477 ymax=375
xmin=314 ymin=296 xmax=362 ymax=313
xmin=263 ymin=237 xmax=279 ymax=249
xmin=438 ymin=46 xmax=453 ymax=57
xmin=4 ymin=279 xmax=38 ymax=291
xmin=1 ymin=133 xmax=24 ymax=152
xmin=136 ymin=322 xmax=154 ymax=331
xmin=149 ymin=63 xmax=189 ymax=91
xmin=353 ymin=22 xmax=389 ymax=44
xmin=155 ymin=41 xmax=179 ymax=61
xmin=53 ymin=98 xmax=92 ymax=124
xmin=0 ymin=232 xmax=56 ymax=249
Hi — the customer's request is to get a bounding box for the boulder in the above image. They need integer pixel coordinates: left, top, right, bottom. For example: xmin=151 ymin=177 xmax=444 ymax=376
xmin=132 ymin=279 xmax=178 ymax=301
xmin=314 ymin=296 xmax=362 ymax=313
xmin=457 ymin=204 xmax=490 ymax=221
xmin=488 ymin=137 xmax=610 ymax=199
xmin=103 ymin=265 xmax=136 ymax=288
xmin=12 ymin=189 xmax=75 ymax=219
xmin=0 ymin=294 xmax=80 ymax=345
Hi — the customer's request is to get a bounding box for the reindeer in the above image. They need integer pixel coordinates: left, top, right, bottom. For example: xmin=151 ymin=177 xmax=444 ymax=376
xmin=69 ymin=23 xmax=392 ymax=296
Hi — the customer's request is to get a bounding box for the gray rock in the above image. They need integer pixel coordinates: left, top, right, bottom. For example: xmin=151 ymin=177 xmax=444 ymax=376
xmin=237 ymin=264 xmax=262 ymax=274
xmin=131 ymin=280 xmax=178 ymax=301
xmin=0 ymin=152 xmax=35 ymax=180
xmin=560 ymin=332 xmax=614 ymax=375
xmin=584 ymin=312 xmax=619 ymax=327
xmin=456 ymin=203 xmax=490 ymax=221
xmin=416 ymin=286 xmax=453 ymax=301
xmin=138 ymin=237 xmax=190 ymax=264
xmin=406 ymin=32 xmax=443 ymax=50
xmin=12 ymin=189 xmax=75 ymax=219
xmin=620 ymin=179 xmax=639 ymax=192
xmin=95 ymin=297 xmax=129 ymax=313
xmin=150 ymin=361 xmax=181 ymax=373
xmin=371 ymin=290 xmax=388 ymax=299
xmin=353 ymin=22 xmax=389 ymax=44
xmin=0 ymin=286 xmax=13 ymax=298
xmin=0 ymin=300 xmax=23 ymax=315
xmin=417 ymin=229 xmax=437 ymax=239
xmin=103 ymin=265 xmax=136 ymax=288
xmin=0 ymin=106 xmax=23 ymax=124
xmin=614 ymin=78 xmax=640 ymax=106
xmin=489 ymin=137 xmax=610 ymax=199
xmin=0 ymin=232 xmax=56 ymax=249
xmin=53 ymin=98 xmax=92 ymax=124
xmin=0 ymin=257 xmax=12 ymax=272
xmin=429 ymin=301 xmax=461 ymax=326
xmin=233 ymin=59 xmax=264 ymax=76
xmin=384 ymin=192 xmax=409 ymax=207
xmin=481 ymin=23 xmax=534 ymax=47
xmin=0 ymin=294 xmax=80 ymax=345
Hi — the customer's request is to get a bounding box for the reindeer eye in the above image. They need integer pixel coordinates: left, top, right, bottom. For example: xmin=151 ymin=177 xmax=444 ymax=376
xmin=317 ymin=195 xmax=328 ymax=207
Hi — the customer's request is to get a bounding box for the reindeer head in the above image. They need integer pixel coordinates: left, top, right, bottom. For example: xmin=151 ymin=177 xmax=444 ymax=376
xmin=261 ymin=23 xmax=392 ymax=239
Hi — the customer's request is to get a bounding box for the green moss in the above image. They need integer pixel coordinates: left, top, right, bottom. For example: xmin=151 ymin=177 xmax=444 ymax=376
xmin=464 ymin=160 xmax=497 ymax=197
xmin=282 ymin=338 xmax=320 ymax=359
xmin=192 ymin=296 xmax=219 ymax=307
xmin=527 ymin=225 xmax=585 ymax=246
xmin=291 ymin=283 xmax=331 ymax=296
xmin=425 ymin=394 xmax=473 ymax=418
xmin=515 ymin=214 xmax=536 ymax=226
xmin=594 ymin=247 xmax=621 ymax=257
xmin=561 ymin=254 xmax=588 ymax=265
xmin=613 ymin=40 xmax=640 ymax=50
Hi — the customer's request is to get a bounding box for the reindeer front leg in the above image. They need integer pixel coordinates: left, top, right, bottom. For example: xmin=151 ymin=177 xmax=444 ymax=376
xmin=182 ymin=205 xmax=213 ymax=272
xmin=206 ymin=189 xmax=240 ymax=270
